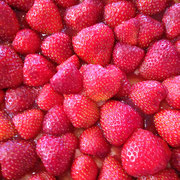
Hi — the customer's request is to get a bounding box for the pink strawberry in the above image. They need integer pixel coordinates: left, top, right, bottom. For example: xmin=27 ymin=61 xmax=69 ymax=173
xmin=0 ymin=90 xmax=4 ymax=104
xmin=104 ymin=1 xmax=136 ymax=28
xmin=64 ymin=94 xmax=99 ymax=128
xmin=64 ymin=0 xmax=103 ymax=31
xmin=23 ymin=54 xmax=56 ymax=87
xmin=100 ymin=100 xmax=143 ymax=146
xmin=26 ymin=0 xmax=63 ymax=34
xmin=72 ymin=23 xmax=114 ymax=66
xmin=71 ymin=155 xmax=98 ymax=180
xmin=36 ymin=133 xmax=78 ymax=176
xmin=0 ymin=45 xmax=23 ymax=89
xmin=139 ymin=39 xmax=180 ymax=81
xmin=170 ymin=148 xmax=180 ymax=172
xmin=55 ymin=0 xmax=78 ymax=8
xmin=0 ymin=140 xmax=38 ymax=180
xmin=29 ymin=171 xmax=56 ymax=180
xmin=121 ymin=128 xmax=171 ymax=177
xmin=41 ymin=32 xmax=73 ymax=64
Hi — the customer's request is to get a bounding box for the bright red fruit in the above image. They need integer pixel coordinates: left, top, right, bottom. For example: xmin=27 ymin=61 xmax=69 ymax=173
xmin=55 ymin=0 xmax=78 ymax=8
xmin=170 ymin=148 xmax=180 ymax=172
xmin=71 ymin=155 xmax=98 ymax=180
xmin=121 ymin=128 xmax=171 ymax=177
xmin=0 ymin=90 xmax=4 ymax=104
xmin=29 ymin=171 xmax=56 ymax=180
xmin=73 ymin=23 xmax=114 ymax=66
xmin=175 ymin=40 xmax=180 ymax=53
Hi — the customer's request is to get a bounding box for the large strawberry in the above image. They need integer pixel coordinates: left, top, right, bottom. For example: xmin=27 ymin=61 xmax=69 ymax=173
xmin=170 ymin=148 xmax=180 ymax=172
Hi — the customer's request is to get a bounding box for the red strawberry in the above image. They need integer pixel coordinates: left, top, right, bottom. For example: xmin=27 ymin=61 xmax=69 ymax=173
xmin=0 ymin=45 xmax=23 ymax=89
xmin=36 ymin=133 xmax=78 ymax=176
xmin=29 ymin=171 xmax=56 ymax=180
xmin=79 ymin=126 xmax=110 ymax=158
xmin=0 ymin=90 xmax=4 ymax=104
xmin=64 ymin=0 xmax=103 ymax=31
xmin=121 ymin=128 xmax=171 ymax=177
xmin=0 ymin=1 xmax=19 ymax=41
xmin=64 ymin=94 xmax=99 ymax=128
xmin=99 ymin=156 xmax=133 ymax=180
xmin=100 ymin=100 xmax=143 ymax=146
xmin=154 ymin=109 xmax=180 ymax=147
xmin=112 ymin=42 xmax=145 ymax=74
xmin=162 ymin=3 xmax=180 ymax=39
xmin=54 ymin=0 xmax=78 ymax=8
xmin=37 ymin=84 xmax=63 ymax=111
xmin=71 ymin=155 xmax=98 ymax=180
xmin=43 ymin=105 xmax=72 ymax=136
xmin=135 ymin=0 xmax=167 ymax=16
xmin=175 ymin=40 xmax=180 ymax=53
xmin=129 ymin=81 xmax=167 ymax=114
xmin=170 ymin=148 xmax=180 ymax=172
xmin=26 ymin=0 xmax=63 ymax=34
xmin=72 ymin=23 xmax=114 ymax=66
xmin=41 ymin=32 xmax=73 ymax=64
xmin=12 ymin=109 xmax=44 ymax=139
xmin=23 ymin=54 xmax=56 ymax=87
xmin=139 ymin=39 xmax=180 ymax=81
xmin=0 ymin=140 xmax=38 ymax=180
xmin=50 ymin=63 xmax=83 ymax=94
xmin=104 ymin=1 xmax=136 ymax=28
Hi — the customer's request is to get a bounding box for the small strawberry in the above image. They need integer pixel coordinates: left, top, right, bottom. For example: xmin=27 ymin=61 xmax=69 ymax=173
xmin=72 ymin=23 xmax=114 ymax=66
xmin=71 ymin=155 xmax=98 ymax=180
xmin=26 ymin=0 xmax=63 ymax=34
xmin=64 ymin=94 xmax=99 ymax=128
xmin=139 ymin=39 xmax=180 ymax=81
xmin=54 ymin=0 xmax=78 ymax=8
xmin=29 ymin=171 xmax=56 ymax=180
xmin=121 ymin=128 xmax=171 ymax=177
xmin=170 ymin=148 xmax=180 ymax=172
xmin=23 ymin=54 xmax=56 ymax=87
xmin=0 ymin=90 xmax=4 ymax=104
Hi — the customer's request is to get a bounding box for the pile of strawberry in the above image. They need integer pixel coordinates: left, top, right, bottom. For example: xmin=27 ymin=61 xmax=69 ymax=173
xmin=0 ymin=0 xmax=180 ymax=179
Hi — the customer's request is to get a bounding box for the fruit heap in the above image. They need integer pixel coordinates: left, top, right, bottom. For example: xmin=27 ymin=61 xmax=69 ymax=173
xmin=0 ymin=0 xmax=180 ymax=179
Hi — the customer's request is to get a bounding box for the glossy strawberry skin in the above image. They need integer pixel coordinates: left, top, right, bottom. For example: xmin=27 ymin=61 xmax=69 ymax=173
xmin=29 ymin=171 xmax=56 ymax=180
xmin=170 ymin=148 xmax=180 ymax=172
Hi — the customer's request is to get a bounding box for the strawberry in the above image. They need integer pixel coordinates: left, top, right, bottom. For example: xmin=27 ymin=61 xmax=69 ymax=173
xmin=41 ymin=32 xmax=73 ymax=64
xmin=162 ymin=3 xmax=180 ymax=39
xmin=54 ymin=0 xmax=78 ymax=8
xmin=64 ymin=0 xmax=103 ymax=31
xmin=175 ymin=40 xmax=180 ymax=53
xmin=0 ymin=90 xmax=4 ymax=104
xmin=100 ymin=100 xmax=143 ymax=146
xmin=0 ymin=140 xmax=38 ymax=180
xmin=36 ymin=133 xmax=78 ymax=176
xmin=50 ymin=63 xmax=83 ymax=94
xmin=104 ymin=1 xmax=136 ymax=28
xmin=29 ymin=171 xmax=56 ymax=180
xmin=26 ymin=0 xmax=63 ymax=34
xmin=135 ymin=0 xmax=167 ymax=16
xmin=129 ymin=80 xmax=167 ymax=114
xmin=170 ymin=148 xmax=180 ymax=172
xmin=99 ymin=156 xmax=133 ymax=180
xmin=23 ymin=54 xmax=56 ymax=87
xmin=37 ymin=84 xmax=63 ymax=111
xmin=0 ymin=45 xmax=23 ymax=89
xmin=79 ymin=126 xmax=110 ymax=158
xmin=43 ymin=105 xmax=72 ymax=136
xmin=121 ymin=128 xmax=171 ymax=177
xmin=154 ymin=109 xmax=180 ymax=147
xmin=72 ymin=23 xmax=114 ymax=66
xmin=0 ymin=1 xmax=19 ymax=41
xmin=71 ymin=155 xmax=98 ymax=180
xmin=12 ymin=109 xmax=44 ymax=139
xmin=139 ymin=39 xmax=180 ymax=81
xmin=112 ymin=42 xmax=145 ymax=74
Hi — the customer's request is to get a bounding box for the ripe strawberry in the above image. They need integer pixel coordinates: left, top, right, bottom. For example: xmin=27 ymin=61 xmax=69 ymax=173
xmin=36 ymin=133 xmax=78 ymax=176
xmin=23 ymin=54 xmax=56 ymax=87
xmin=0 ymin=140 xmax=38 ymax=180
xmin=104 ymin=1 xmax=136 ymax=28
xmin=129 ymin=81 xmax=167 ymax=114
xmin=26 ymin=0 xmax=63 ymax=34
xmin=41 ymin=32 xmax=73 ymax=64
xmin=12 ymin=109 xmax=44 ymax=139
xmin=64 ymin=94 xmax=99 ymax=128
xmin=72 ymin=23 xmax=114 ymax=66
xmin=0 ymin=1 xmax=19 ymax=41
xmin=121 ymin=128 xmax=171 ymax=177
xmin=175 ymin=40 xmax=180 ymax=53
xmin=135 ymin=0 xmax=167 ymax=16
xmin=0 ymin=90 xmax=4 ymax=104
xmin=139 ymin=39 xmax=180 ymax=81
xmin=162 ymin=3 xmax=180 ymax=39
xmin=112 ymin=42 xmax=145 ymax=74
xmin=154 ymin=109 xmax=180 ymax=147
xmin=99 ymin=156 xmax=133 ymax=180
xmin=100 ymin=100 xmax=143 ymax=146
xmin=64 ymin=0 xmax=103 ymax=31
xmin=37 ymin=84 xmax=63 ymax=111
xmin=0 ymin=45 xmax=23 ymax=89
xmin=71 ymin=155 xmax=98 ymax=180
xmin=170 ymin=148 xmax=180 ymax=172
xmin=54 ymin=0 xmax=78 ymax=8
xmin=29 ymin=171 xmax=56 ymax=180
